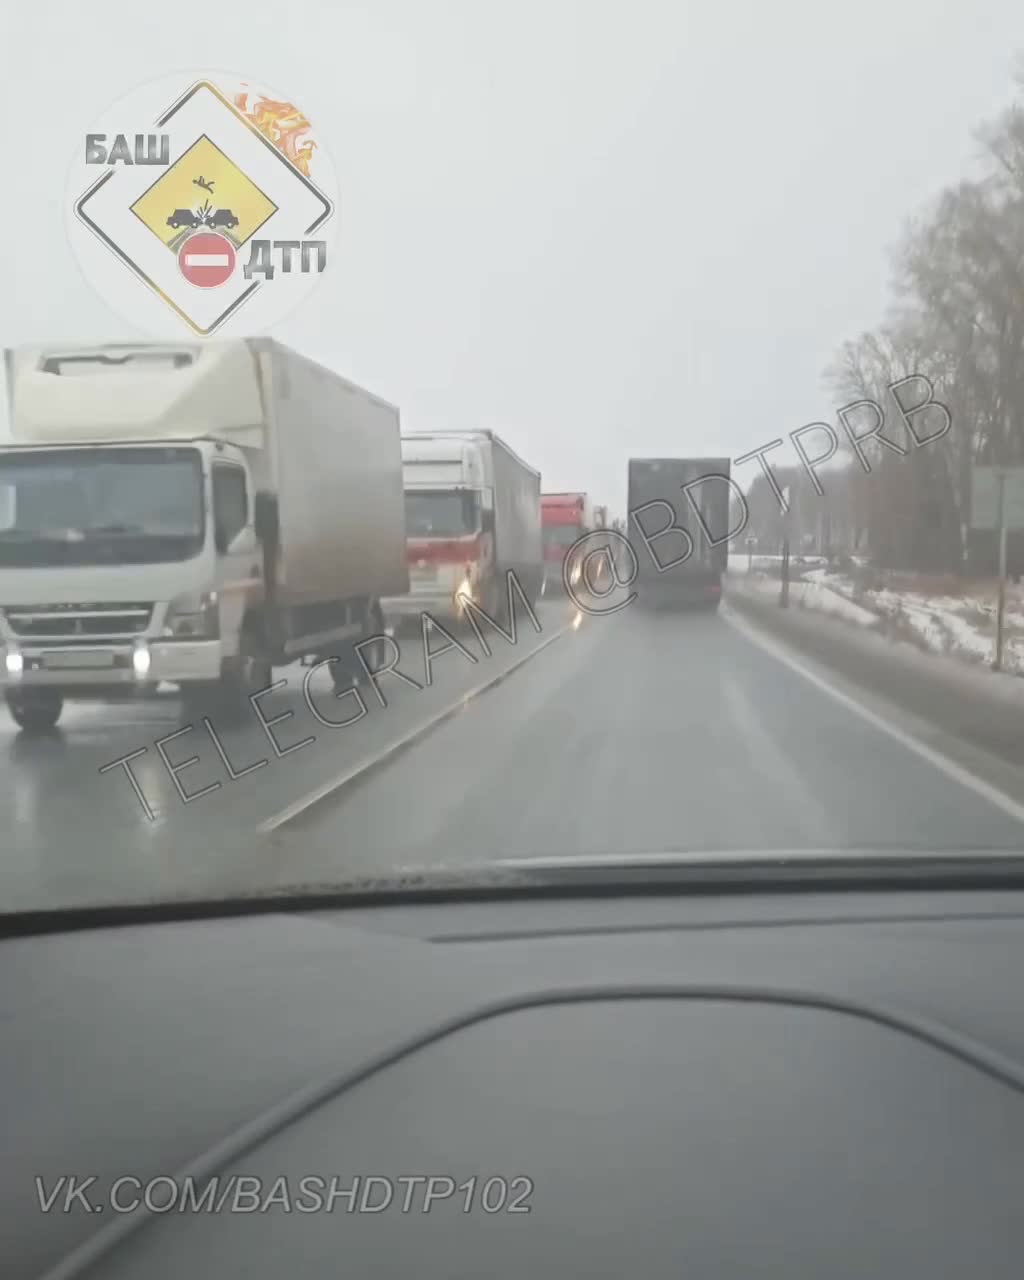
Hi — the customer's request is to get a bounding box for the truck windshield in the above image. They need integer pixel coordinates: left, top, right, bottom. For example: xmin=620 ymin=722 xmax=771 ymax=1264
xmin=0 ymin=447 xmax=204 ymax=566
xmin=405 ymin=490 xmax=480 ymax=538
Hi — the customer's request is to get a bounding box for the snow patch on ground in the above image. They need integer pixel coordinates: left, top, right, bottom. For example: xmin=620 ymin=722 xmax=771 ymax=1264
xmin=731 ymin=563 xmax=1024 ymax=675
xmin=730 ymin=568 xmax=878 ymax=626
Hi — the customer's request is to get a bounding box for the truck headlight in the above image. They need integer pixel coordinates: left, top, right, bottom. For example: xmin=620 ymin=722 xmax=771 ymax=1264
xmin=163 ymin=591 xmax=219 ymax=638
xmin=5 ymin=648 xmax=23 ymax=678
xmin=132 ymin=644 xmax=151 ymax=679
xmin=455 ymin=564 xmax=474 ymax=609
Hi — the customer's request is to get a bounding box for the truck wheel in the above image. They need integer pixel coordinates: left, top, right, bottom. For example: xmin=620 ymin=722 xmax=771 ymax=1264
xmin=215 ymin=631 xmax=273 ymax=726
xmin=5 ymin=690 xmax=63 ymax=734
xmin=329 ymin=605 xmax=387 ymax=694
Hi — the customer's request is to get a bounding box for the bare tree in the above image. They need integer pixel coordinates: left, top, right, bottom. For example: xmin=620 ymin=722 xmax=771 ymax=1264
xmin=825 ymin=72 xmax=1024 ymax=574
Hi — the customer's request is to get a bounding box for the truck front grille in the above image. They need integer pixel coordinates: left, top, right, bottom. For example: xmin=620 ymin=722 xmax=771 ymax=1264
xmin=3 ymin=602 xmax=154 ymax=639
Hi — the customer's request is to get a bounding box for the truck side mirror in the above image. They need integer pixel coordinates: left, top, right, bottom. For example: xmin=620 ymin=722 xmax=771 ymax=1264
xmin=214 ymin=524 xmax=229 ymax=555
xmin=254 ymin=491 xmax=279 ymax=548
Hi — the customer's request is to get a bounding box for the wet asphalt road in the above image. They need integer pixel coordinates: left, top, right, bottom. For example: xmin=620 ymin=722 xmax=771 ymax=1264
xmin=4 ymin=591 xmax=1024 ymax=911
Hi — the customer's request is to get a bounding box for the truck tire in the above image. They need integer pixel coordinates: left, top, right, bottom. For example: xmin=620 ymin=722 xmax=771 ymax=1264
xmin=357 ymin=606 xmax=389 ymax=688
xmin=5 ymin=689 xmax=63 ymax=734
xmin=219 ymin=629 xmax=274 ymax=725
xmin=183 ymin=629 xmax=272 ymax=727
xmin=329 ymin=603 xmax=387 ymax=694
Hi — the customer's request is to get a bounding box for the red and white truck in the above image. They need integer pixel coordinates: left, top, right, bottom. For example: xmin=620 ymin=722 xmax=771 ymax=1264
xmin=384 ymin=430 xmax=543 ymax=627
xmin=541 ymin=492 xmax=595 ymax=594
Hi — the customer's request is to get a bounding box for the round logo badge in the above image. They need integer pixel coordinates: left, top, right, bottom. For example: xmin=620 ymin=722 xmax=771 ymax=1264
xmin=66 ymin=71 xmax=338 ymax=337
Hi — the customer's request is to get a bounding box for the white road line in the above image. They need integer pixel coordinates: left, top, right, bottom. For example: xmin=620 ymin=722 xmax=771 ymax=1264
xmin=259 ymin=620 xmax=574 ymax=834
xmin=724 ymin=606 xmax=1024 ymax=829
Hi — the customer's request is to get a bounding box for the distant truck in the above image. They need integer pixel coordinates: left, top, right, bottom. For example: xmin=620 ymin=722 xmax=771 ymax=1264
xmin=626 ymin=457 xmax=731 ymax=610
xmin=383 ymin=430 xmax=542 ymax=627
xmin=0 ymin=340 xmax=408 ymax=733
xmin=541 ymin=492 xmax=594 ymax=593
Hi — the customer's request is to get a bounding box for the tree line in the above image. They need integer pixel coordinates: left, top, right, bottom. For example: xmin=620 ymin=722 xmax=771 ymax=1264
xmin=741 ymin=68 xmax=1024 ymax=577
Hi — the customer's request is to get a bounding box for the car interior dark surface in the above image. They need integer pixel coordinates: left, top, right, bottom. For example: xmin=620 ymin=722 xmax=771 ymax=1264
xmin=6 ymin=866 xmax=1024 ymax=1279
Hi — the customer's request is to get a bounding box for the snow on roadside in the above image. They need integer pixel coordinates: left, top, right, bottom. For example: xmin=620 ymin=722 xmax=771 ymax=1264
xmin=761 ymin=565 xmax=1024 ymax=674
xmin=729 ymin=567 xmax=878 ymax=626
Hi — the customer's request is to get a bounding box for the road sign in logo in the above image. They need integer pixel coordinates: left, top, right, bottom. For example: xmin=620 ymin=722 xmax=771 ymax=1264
xmin=177 ymin=232 xmax=237 ymax=288
xmin=67 ymin=73 xmax=338 ymax=336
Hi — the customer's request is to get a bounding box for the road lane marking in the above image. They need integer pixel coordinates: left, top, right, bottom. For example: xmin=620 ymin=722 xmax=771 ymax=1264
xmin=724 ymin=606 xmax=1024 ymax=830
xmin=259 ymin=620 xmax=574 ymax=834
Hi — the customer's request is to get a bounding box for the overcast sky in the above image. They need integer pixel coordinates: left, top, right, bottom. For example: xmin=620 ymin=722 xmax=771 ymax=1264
xmin=3 ymin=1 xmax=1022 ymax=513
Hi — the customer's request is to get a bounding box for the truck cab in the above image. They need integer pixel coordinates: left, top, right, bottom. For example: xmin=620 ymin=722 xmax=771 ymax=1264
xmin=385 ymin=434 xmax=493 ymax=625
xmin=0 ymin=345 xmax=265 ymax=732
xmin=0 ymin=340 xmax=408 ymax=734
xmin=541 ymin=492 xmax=593 ymax=594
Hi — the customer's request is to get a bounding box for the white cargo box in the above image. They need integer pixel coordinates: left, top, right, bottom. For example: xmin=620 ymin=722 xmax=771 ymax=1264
xmin=3 ymin=340 xmax=410 ymax=608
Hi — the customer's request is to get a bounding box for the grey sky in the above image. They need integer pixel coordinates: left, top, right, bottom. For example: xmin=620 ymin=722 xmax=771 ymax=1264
xmin=3 ymin=0 xmax=1022 ymax=513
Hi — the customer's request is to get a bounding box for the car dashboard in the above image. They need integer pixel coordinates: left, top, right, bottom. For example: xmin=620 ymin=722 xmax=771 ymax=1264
xmin=5 ymin=873 xmax=1024 ymax=1279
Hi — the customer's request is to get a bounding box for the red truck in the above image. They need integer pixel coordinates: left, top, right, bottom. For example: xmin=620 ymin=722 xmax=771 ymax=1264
xmin=541 ymin=492 xmax=595 ymax=594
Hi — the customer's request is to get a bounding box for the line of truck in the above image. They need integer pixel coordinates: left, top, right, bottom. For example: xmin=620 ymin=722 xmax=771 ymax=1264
xmin=0 ymin=338 xmax=725 ymax=734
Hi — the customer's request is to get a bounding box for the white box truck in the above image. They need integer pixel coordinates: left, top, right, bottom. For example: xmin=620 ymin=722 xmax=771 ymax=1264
xmin=384 ymin=430 xmax=543 ymax=626
xmin=0 ymin=340 xmax=409 ymax=732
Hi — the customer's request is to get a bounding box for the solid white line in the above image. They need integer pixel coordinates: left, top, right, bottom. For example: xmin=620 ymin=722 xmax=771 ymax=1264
xmin=724 ymin=606 xmax=1024 ymax=829
xmin=259 ymin=619 xmax=574 ymax=834
xmin=184 ymin=253 xmax=229 ymax=267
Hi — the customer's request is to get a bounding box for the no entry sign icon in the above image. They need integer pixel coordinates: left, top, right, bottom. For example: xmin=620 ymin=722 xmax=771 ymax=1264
xmin=177 ymin=232 xmax=236 ymax=288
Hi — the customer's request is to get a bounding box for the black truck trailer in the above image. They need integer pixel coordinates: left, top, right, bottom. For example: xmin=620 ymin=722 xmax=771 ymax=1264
xmin=626 ymin=456 xmax=732 ymax=610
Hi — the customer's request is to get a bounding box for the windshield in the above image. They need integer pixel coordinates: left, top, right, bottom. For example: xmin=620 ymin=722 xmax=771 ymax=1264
xmin=0 ymin=448 xmax=204 ymax=566
xmin=405 ymin=490 xmax=481 ymax=538
xmin=6 ymin=9 xmax=1024 ymax=921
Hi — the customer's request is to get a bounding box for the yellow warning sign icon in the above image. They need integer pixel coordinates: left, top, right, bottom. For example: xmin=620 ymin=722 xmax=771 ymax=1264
xmin=131 ymin=135 xmax=277 ymax=249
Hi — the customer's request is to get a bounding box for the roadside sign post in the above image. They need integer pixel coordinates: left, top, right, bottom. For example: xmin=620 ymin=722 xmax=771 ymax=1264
xmin=970 ymin=465 xmax=1024 ymax=671
xmin=996 ymin=469 xmax=1007 ymax=672
xmin=780 ymin=486 xmax=791 ymax=608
